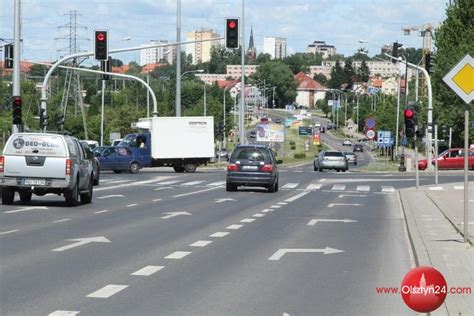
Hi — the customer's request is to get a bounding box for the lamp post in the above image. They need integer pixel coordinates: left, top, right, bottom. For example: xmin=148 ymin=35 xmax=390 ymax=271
xmin=175 ymin=0 xmax=182 ymax=117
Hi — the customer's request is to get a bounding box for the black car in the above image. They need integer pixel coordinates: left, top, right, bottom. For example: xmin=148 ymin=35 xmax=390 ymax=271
xmin=226 ymin=145 xmax=280 ymax=192
xmin=353 ymin=144 xmax=364 ymax=152
xmin=275 ymin=118 xmax=282 ymax=124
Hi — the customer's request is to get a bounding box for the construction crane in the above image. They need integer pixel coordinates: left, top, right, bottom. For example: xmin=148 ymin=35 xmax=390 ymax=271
xmin=402 ymin=23 xmax=435 ymax=54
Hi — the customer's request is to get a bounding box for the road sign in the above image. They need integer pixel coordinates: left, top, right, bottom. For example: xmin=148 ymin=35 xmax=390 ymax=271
xmin=366 ymin=129 xmax=375 ymax=140
xmin=442 ymin=54 xmax=474 ymax=104
xmin=365 ymin=117 xmax=376 ymax=129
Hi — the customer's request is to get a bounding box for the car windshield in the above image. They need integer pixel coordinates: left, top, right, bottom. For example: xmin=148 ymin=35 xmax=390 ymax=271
xmin=325 ymin=151 xmax=344 ymax=157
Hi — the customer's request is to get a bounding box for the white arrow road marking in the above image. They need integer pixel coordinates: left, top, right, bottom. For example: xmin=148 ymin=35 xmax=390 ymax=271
xmin=131 ymin=265 xmax=164 ymax=276
xmin=86 ymin=284 xmax=128 ymax=298
xmin=357 ymin=185 xmax=370 ymax=192
xmin=285 ymin=191 xmax=310 ymax=202
xmin=382 ymin=186 xmax=396 ymax=192
xmin=49 ymin=311 xmax=80 ymax=316
xmin=226 ymin=224 xmax=243 ymax=230
xmin=332 ymin=184 xmax=346 ymax=191
xmin=181 ymin=181 xmax=205 ymax=186
xmin=173 ymin=186 xmax=220 ymax=197
xmin=338 ymin=194 xmax=367 ymax=198
xmin=307 ymin=219 xmax=358 ymax=226
xmin=161 ymin=211 xmax=192 ymax=219
xmin=215 ymin=198 xmax=236 ymax=203
xmin=97 ymin=194 xmax=124 ymax=200
xmin=0 ymin=229 xmax=19 ymax=235
xmin=4 ymin=206 xmax=48 ymax=214
xmin=327 ymin=203 xmax=361 ymax=208
xmin=165 ymin=251 xmax=191 ymax=259
xmin=210 ymin=232 xmax=229 ymax=238
xmin=52 ymin=218 xmax=70 ymax=223
xmin=207 ymin=181 xmax=226 ymax=186
xmin=282 ymin=183 xmax=299 ymax=189
xmin=52 ymin=236 xmax=111 ymax=252
xmin=190 ymin=240 xmax=213 ymax=247
xmin=269 ymin=248 xmax=344 ymax=260
xmin=241 ymin=218 xmax=256 ymax=223
xmin=306 ymin=183 xmax=323 ymax=190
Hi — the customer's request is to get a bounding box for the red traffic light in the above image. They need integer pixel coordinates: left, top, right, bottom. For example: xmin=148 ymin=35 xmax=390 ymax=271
xmin=404 ymin=109 xmax=414 ymax=119
xmin=97 ymin=32 xmax=105 ymax=41
xmin=13 ymin=96 xmax=21 ymax=106
xmin=228 ymin=21 xmax=236 ymax=29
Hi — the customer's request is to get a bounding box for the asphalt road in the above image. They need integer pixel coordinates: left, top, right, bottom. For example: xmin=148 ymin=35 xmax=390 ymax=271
xmin=1 ymin=165 xmax=470 ymax=315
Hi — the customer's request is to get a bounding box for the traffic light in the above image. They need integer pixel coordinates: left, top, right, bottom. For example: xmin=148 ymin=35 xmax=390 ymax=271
xmin=100 ymin=59 xmax=111 ymax=80
xmin=12 ymin=96 xmax=22 ymax=125
xmin=4 ymin=44 xmax=13 ymax=69
xmin=94 ymin=30 xmax=108 ymax=61
xmin=225 ymin=18 xmax=239 ymax=49
xmin=404 ymin=106 xmax=416 ymax=138
xmin=424 ymin=53 xmax=436 ymax=75
xmin=391 ymin=41 xmax=403 ymax=64
xmin=39 ymin=108 xmax=48 ymax=130
xmin=56 ymin=114 xmax=65 ymax=129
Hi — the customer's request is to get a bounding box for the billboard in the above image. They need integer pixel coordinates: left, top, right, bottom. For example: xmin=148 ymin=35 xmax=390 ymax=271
xmin=256 ymin=124 xmax=285 ymax=143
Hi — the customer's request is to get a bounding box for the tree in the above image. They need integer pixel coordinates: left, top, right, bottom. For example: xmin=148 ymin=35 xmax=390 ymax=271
xmin=328 ymin=59 xmax=344 ymax=89
xmin=343 ymin=58 xmax=355 ymax=89
xmin=255 ymin=53 xmax=272 ymax=64
xmin=313 ymin=73 xmax=328 ymax=85
xmin=357 ymin=60 xmax=370 ymax=82
xmin=282 ymin=53 xmax=322 ymax=74
xmin=110 ymin=58 xmax=123 ymax=67
xmin=29 ymin=64 xmax=48 ymax=77
xmin=432 ymin=0 xmax=474 ymax=147
xmin=252 ymin=61 xmax=297 ymax=107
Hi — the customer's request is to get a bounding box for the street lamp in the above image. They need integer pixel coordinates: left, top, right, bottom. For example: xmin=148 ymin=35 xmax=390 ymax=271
xmin=180 ymin=69 xmax=204 ymax=79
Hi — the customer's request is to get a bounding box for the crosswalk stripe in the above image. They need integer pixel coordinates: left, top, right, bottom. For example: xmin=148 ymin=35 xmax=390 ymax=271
xmin=207 ymin=181 xmax=226 ymax=186
xmin=282 ymin=183 xmax=299 ymax=189
xmin=428 ymin=186 xmax=444 ymax=191
xmin=332 ymin=184 xmax=346 ymax=191
xmin=357 ymin=185 xmax=370 ymax=192
xmin=454 ymin=186 xmax=464 ymax=190
xmin=306 ymin=183 xmax=322 ymax=190
xmin=181 ymin=181 xmax=205 ymax=186
xmin=381 ymin=186 xmax=395 ymax=193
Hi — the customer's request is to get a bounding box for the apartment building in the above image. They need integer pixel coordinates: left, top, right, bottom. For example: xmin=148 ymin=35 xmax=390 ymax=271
xmin=226 ymin=65 xmax=259 ymax=79
xmin=186 ymin=29 xmax=221 ymax=64
xmin=139 ymin=40 xmax=173 ymax=66
xmin=307 ymin=41 xmax=337 ymax=59
xmin=322 ymin=60 xmax=411 ymax=78
xmin=263 ymin=37 xmax=287 ymax=59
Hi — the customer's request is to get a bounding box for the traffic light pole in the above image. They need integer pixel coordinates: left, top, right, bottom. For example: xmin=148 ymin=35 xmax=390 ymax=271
xmin=12 ymin=0 xmax=22 ymax=133
xmin=239 ymin=0 xmax=246 ymax=145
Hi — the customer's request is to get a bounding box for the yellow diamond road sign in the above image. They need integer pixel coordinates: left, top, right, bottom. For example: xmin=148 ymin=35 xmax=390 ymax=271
xmin=443 ymin=54 xmax=474 ymax=104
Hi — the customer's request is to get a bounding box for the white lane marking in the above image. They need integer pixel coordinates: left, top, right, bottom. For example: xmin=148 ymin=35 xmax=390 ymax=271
xmin=332 ymin=184 xmax=346 ymax=191
xmin=261 ymin=209 xmax=274 ymax=213
xmin=131 ymin=265 xmax=164 ymax=276
xmin=154 ymin=187 xmax=173 ymax=191
xmin=157 ymin=180 xmax=181 ymax=185
xmin=190 ymin=240 xmax=213 ymax=247
xmin=215 ymin=198 xmax=236 ymax=203
xmin=318 ymin=178 xmax=327 ymax=183
xmin=278 ymin=202 xmax=288 ymax=205
xmin=181 ymin=181 xmax=205 ymax=186
xmin=357 ymin=185 xmax=370 ymax=192
xmin=161 ymin=211 xmax=192 ymax=219
xmin=381 ymin=186 xmax=396 ymax=193
xmin=283 ymin=313 xmax=290 ymax=316
xmin=428 ymin=186 xmax=444 ymax=191
xmin=226 ymin=224 xmax=243 ymax=230
xmin=49 ymin=311 xmax=80 ymax=316
xmin=307 ymin=219 xmax=358 ymax=225
xmin=94 ymin=210 xmax=109 ymax=214
xmin=4 ymin=206 xmax=48 ymax=214
xmin=454 ymin=186 xmax=464 ymax=190
xmin=268 ymin=248 xmax=344 ymax=260
xmin=328 ymin=203 xmax=361 ymax=208
xmin=86 ymin=284 xmax=128 ymax=298
xmin=306 ymin=183 xmax=323 ymax=190
xmin=207 ymin=181 xmax=226 ymax=186
xmin=52 ymin=236 xmax=110 ymax=252
xmin=152 ymin=198 xmax=162 ymax=202
xmin=173 ymin=186 xmax=220 ymax=198
xmin=0 ymin=229 xmax=19 ymax=235
xmin=165 ymin=251 xmax=191 ymax=259
xmin=282 ymin=183 xmax=299 ymax=189
xmin=285 ymin=191 xmax=310 ymax=202
xmin=210 ymin=232 xmax=229 ymax=238
xmin=126 ymin=203 xmax=137 ymax=207
xmin=52 ymin=218 xmax=70 ymax=223
xmin=95 ymin=176 xmax=174 ymax=191
xmin=338 ymin=194 xmax=367 ymax=198
xmin=271 ymin=205 xmax=281 ymax=209
xmin=105 ymin=180 xmax=131 ymax=184
xmin=97 ymin=194 xmax=124 ymax=200
xmin=241 ymin=218 xmax=256 ymax=223
xmin=253 ymin=213 xmax=265 ymax=217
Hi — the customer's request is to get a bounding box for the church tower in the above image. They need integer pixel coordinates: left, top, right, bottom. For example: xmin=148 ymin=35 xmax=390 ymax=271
xmin=246 ymin=27 xmax=257 ymax=63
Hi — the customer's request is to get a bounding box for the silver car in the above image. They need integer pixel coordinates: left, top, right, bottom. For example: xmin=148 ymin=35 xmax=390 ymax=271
xmin=1 ymin=133 xmax=95 ymax=206
xmin=314 ymin=150 xmax=348 ymax=172
xmin=344 ymin=152 xmax=357 ymax=165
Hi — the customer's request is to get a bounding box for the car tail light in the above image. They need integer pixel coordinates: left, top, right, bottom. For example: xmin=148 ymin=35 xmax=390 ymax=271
xmin=65 ymin=159 xmax=72 ymax=176
xmin=227 ymin=163 xmax=238 ymax=171
xmin=0 ymin=156 xmax=4 ymax=173
xmin=261 ymin=164 xmax=273 ymax=172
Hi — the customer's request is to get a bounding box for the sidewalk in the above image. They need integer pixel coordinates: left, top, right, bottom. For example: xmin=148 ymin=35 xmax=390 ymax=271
xmin=399 ymin=183 xmax=473 ymax=315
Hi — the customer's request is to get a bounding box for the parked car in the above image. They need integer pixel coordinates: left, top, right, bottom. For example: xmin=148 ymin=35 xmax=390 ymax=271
xmin=111 ymin=139 xmax=123 ymax=146
xmin=96 ymin=146 xmax=142 ymax=174
xmin=418 ymin=148 xmax=474 ymax=170
xmin=353 ymin=144 xmax=364 ymax=152
xmin=342 ymin=139 xmax=352 ymax=146
xmin=314 ymin=150 xmax=348 ymax=172
xmin=0 ymin=133 xmax=94 ymax=206
xmin=216 ymin=148 xmax=229 ymax=161
xmin=226 ymin=144 xmax=280 ymax=192
xmin=80 ymin=141 xmax=100 ymax=185
xmin=344 ymin=152 xmax=357 ymax=165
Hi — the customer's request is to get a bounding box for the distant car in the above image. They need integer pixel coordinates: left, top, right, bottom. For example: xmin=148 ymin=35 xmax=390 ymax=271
xmin=418 ymin=148 xmax=474 ymax=170
xmin=353 ymin=144 xmax=364 ymax=152
xmin=80 ymin=141 xmax=100 ymax=185
xmin=226 ymin=144 xmax=280 ymax=192
xmin=326 ymin=123 xmax=333 ymax=130
xmin=344 ymin=152 xmax=357 ymax=165
xmin=215 ymin=148 xmax=229 ymax=161
xmin=260 ymin=117 xmax=269 ymax=124
xmin=342 ymin=139 xmax=352 ymax=146
xmin=314 ymin=150 xmax=348 ymax=172
xmin=320 ymin=126 xmax=326 ymax=133
xmin=275 ymin=118 xmax=282 ymax=124
xmin=111 ymin=139 xmax=123 ymax=146
xmin=249 ymin=131 xmax=257 ymax=138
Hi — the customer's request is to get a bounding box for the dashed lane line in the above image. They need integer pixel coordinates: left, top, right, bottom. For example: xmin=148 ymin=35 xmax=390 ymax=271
xmin=190 ymin=240 xmax=213 ymax=247
xmin=356 ymin=185 xmax=370 ymax=192
xmin=165 ymin=251 xmax=191 ymax=259
xmin=277 ymin=202 xmax=288 ymax=205
xmin=331 ymin=184 xmax=346 ymax=191
xmin=48 ymin=311 xmax=80 ymax=316
xmin=381 ymin=186 xmax=396 ymax=193
xmin=173 ymin=186 xmax=220 ymax=197
xmin=52 ymin=218 xmax=70 ymax=223
xmin=94 ymin=177 xmax=174 ymax=191
xmin=271 ymin=205 xmax=281 ymax=209
xmin=226 ymin=224 xmax=243 ymax=230
xmin=253 ymin=213 xmax=266 ymax=218
xmin=240 ymin=218 xmax=256 ymax=223
xmin=0 ymin=229 xmax=19 ymax=235
xmin=209 ymin=232 xmax=229 ymax=238
xmin=181 ymin=181 xmax=205 ymax=186
xmin=285 ymin=191 xmax=310 ymax=202
xmin=306 ymin=183 xmax=323 ymax=190
xmin=131 ymin=265 xmax=164 ymax=276
xmin=261 ymin=209 xmax=274 ymax=213
xmin=97 ymin=195 xmax=124 ymax=200
xmin=207 ymin=181 xmax=226 ymax=186
xmin=94 ymin=210 xmax=109 ymax=214
xmin=282 ymin=183 xmax=299 ymax=189
xmin=152 ymin=198 xmax=162 ymax=202
xmin=4 ymin=206 xmax=48 ymax=214
xmin=126 ymin=203 xmax=138 ymax=207
xmin=86 ymin=284 xmax=129 ymax=298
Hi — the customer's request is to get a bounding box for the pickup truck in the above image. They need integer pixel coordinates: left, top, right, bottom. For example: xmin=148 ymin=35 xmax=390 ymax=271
xmin=0 ymin=133 xmax=95 ymax=206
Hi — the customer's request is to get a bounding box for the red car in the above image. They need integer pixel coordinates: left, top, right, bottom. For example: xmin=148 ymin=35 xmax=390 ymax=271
xmin=418 ymin=148 xmax=474 ymax=170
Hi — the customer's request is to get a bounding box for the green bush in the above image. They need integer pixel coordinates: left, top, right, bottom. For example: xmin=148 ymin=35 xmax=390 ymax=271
xmin=294 ymin=153 xmax=306 ymax=159
xmin=290 ymin=145 xmax=296 ymax=150
xmin=289 ymin=141 xmax=295 ymax=146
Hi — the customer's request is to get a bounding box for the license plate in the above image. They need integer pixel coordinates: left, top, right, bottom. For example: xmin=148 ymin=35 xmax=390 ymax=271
xmin=242 ymin=165 xmax=258 ymax=171
xmin=23 ymin=179 xmax=46 ymax=186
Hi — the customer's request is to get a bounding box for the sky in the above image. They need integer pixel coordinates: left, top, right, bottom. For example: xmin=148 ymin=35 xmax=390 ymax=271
xmin=0 ymin=0 xmax=448 ymax=65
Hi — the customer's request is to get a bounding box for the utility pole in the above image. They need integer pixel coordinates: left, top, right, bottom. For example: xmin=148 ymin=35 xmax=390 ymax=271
xmin=12 ymin=0 xmax=22 ymax=133
xmin=239 ymin=0 xmax=246 ymax=144
xmin=175 ymin=0 xmax=182 ymax=117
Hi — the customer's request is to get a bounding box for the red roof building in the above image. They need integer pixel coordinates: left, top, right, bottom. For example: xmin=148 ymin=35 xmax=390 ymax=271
xmin=294 ymin=72 xmax=327 ymax=108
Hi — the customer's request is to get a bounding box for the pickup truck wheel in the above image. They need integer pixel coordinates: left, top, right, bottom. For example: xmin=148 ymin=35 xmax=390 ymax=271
xmin=2 ymin=188 xmax=15 ymax=205
xmin=19 ymin=190 xmax=32 ymax=203
xmin=80 ymin=178 xmax=93 ymax=204
xmin=184 ymin=163 xmax=197 ymax=173
xmin=129 ymin=162 xmax=140 ymax=174
xmin=65 ymin=182 xmax=79 ymax=207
